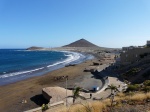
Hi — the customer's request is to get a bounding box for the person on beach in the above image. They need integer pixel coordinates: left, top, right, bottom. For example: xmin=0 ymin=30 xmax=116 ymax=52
xmin=90 ymin=93 xmax=92 ymax=99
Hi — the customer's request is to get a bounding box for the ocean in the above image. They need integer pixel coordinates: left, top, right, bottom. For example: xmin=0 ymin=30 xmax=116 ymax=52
xmin=0 ymin=49 xmax=93 ymax=85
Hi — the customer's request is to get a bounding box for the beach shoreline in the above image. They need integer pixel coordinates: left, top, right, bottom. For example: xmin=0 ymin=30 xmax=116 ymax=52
xmin=0 ymin=50 xmax=93 ymax=86
xmin=0 ymin=54 xmax=98 ymax=112
xmin=0 ymin=48 xmax=115 ymax=112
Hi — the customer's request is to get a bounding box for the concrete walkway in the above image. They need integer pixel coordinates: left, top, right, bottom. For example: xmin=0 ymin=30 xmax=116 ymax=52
xmin=45 ymin=76 xmax=126 ymax=112
xmin=46 ymin=54 xmax=127 ymax=112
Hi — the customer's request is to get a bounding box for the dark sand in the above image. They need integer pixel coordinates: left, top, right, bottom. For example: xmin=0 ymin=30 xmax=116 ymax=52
xmin=0 ymin=59 xmax=95 ymax=112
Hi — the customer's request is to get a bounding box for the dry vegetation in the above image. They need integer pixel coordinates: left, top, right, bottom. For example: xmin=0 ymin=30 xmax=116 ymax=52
xmin=55 ymin=92 xmax=150 ymax=112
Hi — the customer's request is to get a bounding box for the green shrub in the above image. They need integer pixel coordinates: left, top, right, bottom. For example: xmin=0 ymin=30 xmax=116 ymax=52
xmin=126 ymin=84 xmax=140 ymax=92
xmin=143 ymin=80 xmax=150 ymax=86
xmin=143 ymin=86 xmax=150 ymax=92
xmin=42 ymin=104 xmax=49 ymax=111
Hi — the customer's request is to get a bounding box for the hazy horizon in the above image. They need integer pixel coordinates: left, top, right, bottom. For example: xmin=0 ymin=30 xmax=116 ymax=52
xmin=0 ymin=0 xmax=150 ymax=48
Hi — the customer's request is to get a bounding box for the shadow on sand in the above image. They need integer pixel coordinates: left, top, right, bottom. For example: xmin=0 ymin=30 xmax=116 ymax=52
xmin=89 ymin=64 xmax=124 ymax=86
xmin=30 ymin=94 xmax=49 ymax=106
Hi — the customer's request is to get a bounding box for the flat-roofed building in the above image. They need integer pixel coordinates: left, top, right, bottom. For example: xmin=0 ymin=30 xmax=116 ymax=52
xmin=120 ymin=47 xmax=150 ymax=65
xmin=122 ymin=46 xmax=137 ymax=51
xmin=147 ymin=41 xmax=150 ymax=47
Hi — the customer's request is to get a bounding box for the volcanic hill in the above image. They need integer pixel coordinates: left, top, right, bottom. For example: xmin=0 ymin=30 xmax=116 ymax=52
xmin=63 ymin=39 xmax=99 ymax=47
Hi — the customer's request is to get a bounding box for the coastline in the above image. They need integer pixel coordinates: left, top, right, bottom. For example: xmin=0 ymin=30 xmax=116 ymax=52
xmin=0 ymin=48 xmax=115 ymax=112
xmin=0 ymin=58 xmax=97 ymax=112
xmin=0 ymin=50 xmax=93 ymax=86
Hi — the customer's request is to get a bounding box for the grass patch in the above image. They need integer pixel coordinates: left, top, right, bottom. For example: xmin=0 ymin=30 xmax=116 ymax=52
xmin=129 ymin=93 xmax=147 ymax=101
xmin=55 ymin=92 xmax=150 ymax=112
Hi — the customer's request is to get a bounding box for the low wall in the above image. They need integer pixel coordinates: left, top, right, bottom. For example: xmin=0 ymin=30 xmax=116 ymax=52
xmin=95 ymin=75 xmax=109 ymax=94
xmin=24 ymin=101 xmax=64 ymax=112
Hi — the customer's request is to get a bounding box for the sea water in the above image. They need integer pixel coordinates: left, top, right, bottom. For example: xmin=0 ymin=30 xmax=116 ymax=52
xmin=0 ymin=49 xmax=93 ymax=85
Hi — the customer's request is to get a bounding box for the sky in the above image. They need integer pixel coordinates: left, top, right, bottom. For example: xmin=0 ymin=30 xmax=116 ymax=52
xmin=0 ymin=0 xmax=150 ymax=48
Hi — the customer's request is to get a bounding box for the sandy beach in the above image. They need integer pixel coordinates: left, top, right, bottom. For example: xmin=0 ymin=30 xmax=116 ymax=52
xmin=0 ymin=57 xmax=97 ymax=112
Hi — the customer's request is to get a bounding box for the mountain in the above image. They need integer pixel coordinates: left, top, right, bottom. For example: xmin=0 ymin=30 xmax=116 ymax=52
xmin=63 ymin=39 xmax=99 ymax=47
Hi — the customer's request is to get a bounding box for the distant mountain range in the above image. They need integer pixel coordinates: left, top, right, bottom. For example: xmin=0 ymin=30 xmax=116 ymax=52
xmin=63 ymin=39 xmax=99 ymax=47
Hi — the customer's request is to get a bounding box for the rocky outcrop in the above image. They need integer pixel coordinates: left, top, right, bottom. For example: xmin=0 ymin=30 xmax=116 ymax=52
xmin=26 ymin=46 xmax=43 ymax=50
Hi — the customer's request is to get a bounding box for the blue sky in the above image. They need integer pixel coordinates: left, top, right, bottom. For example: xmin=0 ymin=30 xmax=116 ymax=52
xmin=0 ymin=0 xmax=150 ymax=48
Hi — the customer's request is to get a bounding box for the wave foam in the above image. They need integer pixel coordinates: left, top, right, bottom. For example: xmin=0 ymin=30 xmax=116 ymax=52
xmin=0 ymin=51 xmax=84 ymax=79
xmin=47 ymin=52 xmax=81 ymax=67
xmin=0 ymin=67 xmax=44 ymax=78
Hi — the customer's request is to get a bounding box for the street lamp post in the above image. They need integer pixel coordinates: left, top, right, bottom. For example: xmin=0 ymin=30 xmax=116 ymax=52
xmin=66 ymin=76 xmax=68 ymax=107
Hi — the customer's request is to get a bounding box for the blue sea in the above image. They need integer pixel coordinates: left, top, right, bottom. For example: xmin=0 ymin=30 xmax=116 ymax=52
xmin=0 ymin=49 xmax=93 ymax=85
